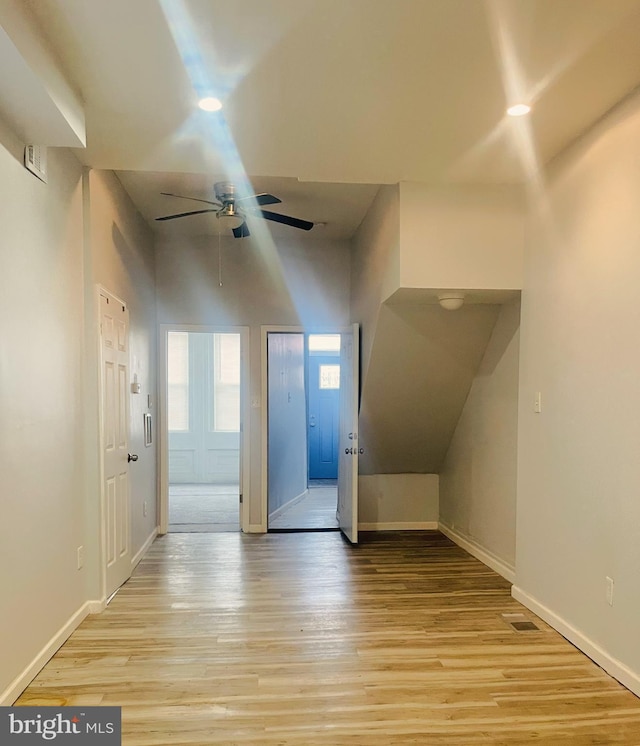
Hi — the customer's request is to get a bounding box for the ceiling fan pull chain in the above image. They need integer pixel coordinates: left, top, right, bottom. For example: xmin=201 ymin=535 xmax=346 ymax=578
xmin=218 ymin=230 xmax=223 ymax=287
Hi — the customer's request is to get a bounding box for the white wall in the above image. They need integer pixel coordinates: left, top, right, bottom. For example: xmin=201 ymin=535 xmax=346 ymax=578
xmin=0 ymin=120 xmax=86 ymax=700
xmin=440 ymin=299 xmax=521 ymax=575
xmin=515 ymin=90 xmax=640 ymax=694
xmin=156 ymin=234 xmax=351 ymax=529
xmin=399 ymin=182 xmax=524 ymax=291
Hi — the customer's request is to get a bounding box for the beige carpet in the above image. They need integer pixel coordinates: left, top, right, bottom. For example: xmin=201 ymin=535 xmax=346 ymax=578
xmin=169 ymin=484 xmax=240 ymax=532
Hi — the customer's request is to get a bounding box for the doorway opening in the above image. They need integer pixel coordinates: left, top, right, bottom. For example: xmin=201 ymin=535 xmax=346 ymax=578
xmin=166 ymin=330 xmax=242 ymax=532
xmin=267 ymin=332 xmax=340 ymax=530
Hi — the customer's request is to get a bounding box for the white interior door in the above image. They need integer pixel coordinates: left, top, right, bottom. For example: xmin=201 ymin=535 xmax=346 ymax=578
xmin=338 ymin=323 xmax=359 ymax=543
xmin=100 ymin=292 xmax=131 ymax=598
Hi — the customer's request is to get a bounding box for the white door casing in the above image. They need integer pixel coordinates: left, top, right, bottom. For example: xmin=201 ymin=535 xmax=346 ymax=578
xmin=100 ymin=291 xmax=131 ymax=597
xmin=338 ymin=323 xmax=359 ymax=543
xmin=159 ymin=324 xmax=250 ymax=534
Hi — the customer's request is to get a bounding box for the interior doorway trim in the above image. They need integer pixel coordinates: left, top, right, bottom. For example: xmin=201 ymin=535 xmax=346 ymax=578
xmin=260 ymin=325 xmax=342 ymax=532
xmin=158 ymin=324 xmax=250 ymax=534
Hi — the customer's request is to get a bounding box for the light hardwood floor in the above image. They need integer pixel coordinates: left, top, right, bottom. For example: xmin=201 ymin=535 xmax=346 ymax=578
xmin=269 ymin=481 xmax=338 ymax=529
xmin=17 ymin=532 xmax=640 ymax=744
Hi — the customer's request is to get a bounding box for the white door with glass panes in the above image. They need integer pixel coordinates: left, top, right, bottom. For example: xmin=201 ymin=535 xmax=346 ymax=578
xmin=168 ymin=331 xmax=240 ymax=484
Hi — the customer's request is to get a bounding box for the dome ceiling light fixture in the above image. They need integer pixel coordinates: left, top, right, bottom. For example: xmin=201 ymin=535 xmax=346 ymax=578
xmin=438 ymin=292 xmax=465 ymax=311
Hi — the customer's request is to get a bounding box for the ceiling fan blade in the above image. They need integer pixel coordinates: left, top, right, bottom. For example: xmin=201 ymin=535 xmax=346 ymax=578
xmin=235 ymin=193 xmax=282 ymax=207
xmin=259 ymin=210 xmax=314 ymax=231
xmin=161 ymin=192 xmax=221 ymax=207
xmin=232 ymin=222 xmax=251 ymax=238
xmin=155 ymin=208 xmax=218 ymax=221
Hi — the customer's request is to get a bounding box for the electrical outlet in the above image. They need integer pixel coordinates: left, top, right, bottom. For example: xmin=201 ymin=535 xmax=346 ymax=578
xmin=143 ymin=501 xmax=148 ymax=517
xmin=606 ymin=576 xmax=614 ymax=606
xmin=77 ymin=546 xmax=84 ymax=570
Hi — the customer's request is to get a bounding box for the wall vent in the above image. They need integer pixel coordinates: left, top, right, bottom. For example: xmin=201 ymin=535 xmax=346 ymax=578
xmin=24 ymin=145 xmax=48 ymax=183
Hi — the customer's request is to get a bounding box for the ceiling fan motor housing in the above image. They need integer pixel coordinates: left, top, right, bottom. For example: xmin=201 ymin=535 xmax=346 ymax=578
xmin=214 ymin=181 xmax=237 ymax=204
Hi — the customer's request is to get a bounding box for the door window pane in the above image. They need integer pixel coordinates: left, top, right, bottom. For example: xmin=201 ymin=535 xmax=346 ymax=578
xmin=168 ymin=332 xmax=189 ymax=431
xmin=308 ymin=334 xmax=341 ymax=352
xmin=319 ymin=364 xmax=340 ymax=390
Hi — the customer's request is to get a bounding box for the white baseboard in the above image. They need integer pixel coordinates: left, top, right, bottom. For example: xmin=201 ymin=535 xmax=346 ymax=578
xmin=359 ymin=521 xmax=439 ymax=531
xmin=131 ymin=527 xmax=158 ymax=570
xmin=87 ymin=599 xmax=106 ymax=615
xmin=512 ymin=585 xmax=640 ymax=698
xmin=438 ymin=522 xmax=515 ymax=583
xmin=0 ymin=601 xmax=93 ymax=706
xmin=267 ymin=489 xmax=309 ymax=521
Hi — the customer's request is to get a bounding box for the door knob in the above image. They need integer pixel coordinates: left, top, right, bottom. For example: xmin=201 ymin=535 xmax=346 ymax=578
xmin=128 ymin=453 xmax=138 ymax=463
xmin=345 ymin=447 xmax=353 ymax=455
xmin=359 ymin=448 xmax=364 ymax=454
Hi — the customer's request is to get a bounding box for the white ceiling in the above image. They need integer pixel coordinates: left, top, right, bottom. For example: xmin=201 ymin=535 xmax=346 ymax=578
xmin=24 ymin=0 xmax=640 ymax=239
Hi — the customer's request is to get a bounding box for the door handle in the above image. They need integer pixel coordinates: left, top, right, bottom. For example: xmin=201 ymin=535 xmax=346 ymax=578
xmin=128 ymin=453 xmax=138 ymax=463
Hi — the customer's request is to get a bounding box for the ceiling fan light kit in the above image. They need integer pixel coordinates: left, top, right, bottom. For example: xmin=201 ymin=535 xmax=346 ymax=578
xmin=216 ymin=203 xmax=245 ymax=230
xmin=156 ymin=181 xmax=314 ymax=238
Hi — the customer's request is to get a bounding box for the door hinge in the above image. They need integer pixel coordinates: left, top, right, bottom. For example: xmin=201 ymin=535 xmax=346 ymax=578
xmin=239 ymin=493 xmax=243 ymax=504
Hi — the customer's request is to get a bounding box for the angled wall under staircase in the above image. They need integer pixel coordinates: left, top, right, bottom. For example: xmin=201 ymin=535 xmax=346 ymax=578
xmin=351 ymin=182 xmax=523 ymax=557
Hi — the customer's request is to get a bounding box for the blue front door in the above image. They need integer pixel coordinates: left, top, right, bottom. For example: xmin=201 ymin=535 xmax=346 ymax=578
xmin=308 ymin=354 xmax=340 ymax=479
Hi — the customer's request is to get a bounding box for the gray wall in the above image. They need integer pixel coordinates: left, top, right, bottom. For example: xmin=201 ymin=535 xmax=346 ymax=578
xmin=359 ymin=298 xmax=500 ymax=475
xmin=350 ymin=184 xmax=400 ymax=386
xmin=515 ymin=89 xmax=640 ymax=693
xmin=0 ymin=120 xmax=86 ymax=701
xmin=89 ymin=170 xmax=157 ymax=565
xmin=0 ymin=128 xmax=157 ymax=700
xmin=267 ymin=333 xmax=308 ymax=515
xmin=440 ymin=299 xmax=521 ymax=571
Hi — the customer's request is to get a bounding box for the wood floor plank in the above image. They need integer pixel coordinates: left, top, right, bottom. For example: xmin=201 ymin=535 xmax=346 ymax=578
xmin=15 ymin=531 xmax=640 ymax=744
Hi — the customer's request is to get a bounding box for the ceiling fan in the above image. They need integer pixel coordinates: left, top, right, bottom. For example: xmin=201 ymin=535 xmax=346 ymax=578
xmin=155 ymin=181 xmax=314 ymax=238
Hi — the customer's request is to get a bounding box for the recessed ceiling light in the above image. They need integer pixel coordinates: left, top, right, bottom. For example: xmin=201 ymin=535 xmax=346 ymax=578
xmin=507 ymin=103 xmax=531 ymax=117
xmin=198 ymin=97 xmax=223 ymax=112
